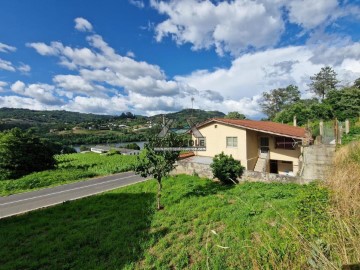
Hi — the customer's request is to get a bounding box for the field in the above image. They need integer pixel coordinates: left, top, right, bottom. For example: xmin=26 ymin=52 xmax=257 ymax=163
xmin=0 ymin=175 xmax=333 ymax=269
xmin=0 ymin=153 xmax=137 ymax=196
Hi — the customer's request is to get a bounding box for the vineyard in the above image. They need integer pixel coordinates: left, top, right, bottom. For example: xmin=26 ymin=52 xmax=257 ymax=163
xmin=0 ymin=153 xmax=138 ymax=196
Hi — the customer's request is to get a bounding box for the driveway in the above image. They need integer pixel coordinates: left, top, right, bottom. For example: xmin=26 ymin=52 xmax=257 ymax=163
xmin=0 ymin=172 xmax=147 ymax=219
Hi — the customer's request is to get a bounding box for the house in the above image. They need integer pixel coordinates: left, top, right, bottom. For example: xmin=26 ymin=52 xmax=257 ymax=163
xmin=192 ymin=118 xmax=310 ymax=176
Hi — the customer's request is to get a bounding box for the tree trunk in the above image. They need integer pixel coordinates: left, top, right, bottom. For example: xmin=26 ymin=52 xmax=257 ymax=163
xmin=156 ymin=177 xmax=163 ymax=210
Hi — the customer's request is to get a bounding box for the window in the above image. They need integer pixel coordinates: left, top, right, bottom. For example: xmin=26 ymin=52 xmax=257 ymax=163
xmin=275 ymin=137 xmax=296 ymax=150
xmin=226 ymin=137 xmax=238 ymax=147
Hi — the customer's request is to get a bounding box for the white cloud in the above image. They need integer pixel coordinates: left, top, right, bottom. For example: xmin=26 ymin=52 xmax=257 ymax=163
xmin=65 ymin=95 xmax=128 ymax=114
xmin=151 ymin=0 xmax=284 ymax=55
xmin=126 ymin=51 xmax=135 ymax=58
xmin=0 ymin=81 xmax=7 ymax=92
xmin=286 ymin=0 xmax=339 ymax=28
xmin=26 ymin=42 xmax=59 ymax=56
xmin=0 ymin=96 xmax=60 ymax=111
xmin=151 ymin=0 xmax=358 ymax=56
xmin=10 ymin=81 xmax=63 ymax=105
xmin=18 ymin=63 xmax=31 ymax=73
xmin=0 ymin=42 xmax=16 ymax=53
xmin=0 ymin=58 xmax=16 ymax=71
xmin=129 ymin=0 xmax=145 ymax=9
xmin=74 ymin=17 xmax=93 ymax=32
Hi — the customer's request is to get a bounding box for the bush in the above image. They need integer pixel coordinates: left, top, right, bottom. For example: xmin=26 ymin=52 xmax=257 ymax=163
xmin=124 ymin=143 xmax=140 ymax=150
xmin=210 ymin=152 xmax=244 ymax=184
xmin=79 ymin=145 xmax=90 ymax=152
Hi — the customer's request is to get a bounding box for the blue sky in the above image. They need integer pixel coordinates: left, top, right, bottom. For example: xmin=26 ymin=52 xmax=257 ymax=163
xmin=0 ymin=0 xmax=359 ymax=118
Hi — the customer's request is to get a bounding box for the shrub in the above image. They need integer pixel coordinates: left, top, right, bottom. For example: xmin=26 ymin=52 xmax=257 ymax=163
xmin=124 ymin=143 xmax=140 ymax=150
xmin=210 ymin=152 xmax=244 ymax=184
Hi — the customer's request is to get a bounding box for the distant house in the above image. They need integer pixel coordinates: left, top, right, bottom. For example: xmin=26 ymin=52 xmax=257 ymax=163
xmin=90 ymin=145 xmax=140 ymax=155
xmin=192 ymin=118 xmax=311 ymax=176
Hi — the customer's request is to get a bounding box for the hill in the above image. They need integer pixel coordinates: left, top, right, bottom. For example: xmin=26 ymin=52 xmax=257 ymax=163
xmin=0 ymin=108 xmax=114 ymax=124
xmin=150 ymin=109 xmax=225 ymax=128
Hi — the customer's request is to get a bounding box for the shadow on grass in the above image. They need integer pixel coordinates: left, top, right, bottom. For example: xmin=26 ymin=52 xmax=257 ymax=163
xmin=0 ymin=192 xmax=156 ymax=270
xmin=183 ymin=180 xmax=235 ymax=198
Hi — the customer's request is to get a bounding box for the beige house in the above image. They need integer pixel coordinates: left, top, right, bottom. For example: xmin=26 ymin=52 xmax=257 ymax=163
xmin=192 ymin=118 xmax=310 ymax=176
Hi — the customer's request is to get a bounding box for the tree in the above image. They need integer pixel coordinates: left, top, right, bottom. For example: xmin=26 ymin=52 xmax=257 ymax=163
xmin=273 ymin=100 xmax=333 ymax=126
xmin=259 ymin=85 xmax=301 ymax=119
xmin=210 ymin=152 xmax=244 ymax=185
xmin=0 ymin=128 xmax=56 ymax=180
xmin=353 ymin=77 xmax=360 ymax=89
xmin=325 ymin=87 xmax=360 ymax=121
xmin=124 ymin=143 xmax=140 ymax=150
xmin=309 ymin=66 xmax=339 ymax=99
xmin=133 ymin=133 xmax=180 ymax=210
xmin=225 ymin=112 xmax=246 ymax=119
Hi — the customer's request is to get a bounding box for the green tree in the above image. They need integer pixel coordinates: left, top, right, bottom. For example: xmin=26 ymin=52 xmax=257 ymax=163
xmin=133 ymin=133 xmax=180 ymax=210
xmin=325 ymin=87 xmax=360 ymax=121
xmin=225 ymin=112 xmax=246 ymax=119
xmin=0 ymin=128 xmax=56 ymax=180
xmin=210 ymin=152 xmax=244 ymax=185
xmin=273 ymin=100 xmax=333 ymax=126
xmin=259 ymin=85 xmax=301 ymax=119
xmin=124 ymin=143 xmax=140 ymax=150
xmin=309 ymin=66 xmax=339 ymax=99
xmin=353 ymin=77 xmax=360 ymax=89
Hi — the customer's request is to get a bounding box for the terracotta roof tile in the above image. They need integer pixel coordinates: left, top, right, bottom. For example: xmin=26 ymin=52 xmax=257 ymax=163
xmin=198 ymin=118 xmax=307 ymax=139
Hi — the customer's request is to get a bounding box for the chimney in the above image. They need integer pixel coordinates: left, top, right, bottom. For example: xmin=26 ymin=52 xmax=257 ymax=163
xmin=293 ymin=115 xmax=297 ymax=127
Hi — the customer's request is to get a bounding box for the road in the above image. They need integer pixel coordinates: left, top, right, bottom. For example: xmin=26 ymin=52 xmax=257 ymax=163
xmin=0 ymin=172 xmax=147 ymax=219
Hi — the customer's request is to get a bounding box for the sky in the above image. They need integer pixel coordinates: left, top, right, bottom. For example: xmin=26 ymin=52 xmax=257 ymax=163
xmin=0 ymin=0 xmax=359 ymax=119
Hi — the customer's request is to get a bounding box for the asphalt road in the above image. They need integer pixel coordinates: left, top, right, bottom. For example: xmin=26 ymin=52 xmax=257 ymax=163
xmin=0 ymin=172 xmax=147 ymax=219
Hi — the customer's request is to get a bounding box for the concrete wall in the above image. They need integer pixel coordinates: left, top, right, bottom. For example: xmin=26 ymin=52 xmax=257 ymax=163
xmin=193 ymin=123 xmax=248 ymax=168
xmin=301 ymin=145 xmax=335 ymax=180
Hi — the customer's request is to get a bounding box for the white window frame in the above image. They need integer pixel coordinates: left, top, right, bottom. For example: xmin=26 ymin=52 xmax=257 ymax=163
xmin=226 ymin=137 xmax=238 ymax=148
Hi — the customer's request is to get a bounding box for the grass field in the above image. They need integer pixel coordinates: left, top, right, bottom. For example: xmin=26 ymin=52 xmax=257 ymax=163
xmin=0 ymin=153 xmax=137 ymax=196
xmin=0 ymin=175 xmax=332 ymax=269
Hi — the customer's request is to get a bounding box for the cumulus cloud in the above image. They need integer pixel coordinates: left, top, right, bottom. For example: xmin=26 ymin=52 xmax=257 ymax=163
xmin=65 ymin=95 xmax=128 ymax=114
xmin=150 ymin=0 xmax=357 ymax=56
xmin=151 ymin=0 xmax=284 ymax=55
xmin=74 ymin=17 xmax=93 ymax=32
xmin=10 ymin=80 xmax=63 ymax=105
xmin=286 ymin=0 xmax=339 ymax=28
xmin=0 ymin=42 xmax=16 ymax=53
xmin=22 ymin=16 xmax=360 ymax=117
xmin=176 ymin=43 xmax=360 ymax=111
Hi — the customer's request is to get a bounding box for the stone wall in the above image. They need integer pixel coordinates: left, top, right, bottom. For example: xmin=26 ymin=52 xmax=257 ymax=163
xmin=242 ymin=170 xmax=311 ymax=184
xmin=171 ymin=160 xmax=213 ymax=179
xmin=172 ymin=158 xmax=311 ymax=184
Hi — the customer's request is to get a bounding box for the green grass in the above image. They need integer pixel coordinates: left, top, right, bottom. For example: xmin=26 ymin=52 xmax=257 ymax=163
xmin=0 ymin=153 xmax=137 ymax=196
xmin=0 ymin=175 xmax=330 ymax=269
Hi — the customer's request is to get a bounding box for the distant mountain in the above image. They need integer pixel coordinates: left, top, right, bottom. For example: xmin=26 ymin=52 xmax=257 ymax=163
xmin=0 ymin=108 xmax=114 ymax=124
xmin=150 ymin=109 xmax=225 ymax=127
xmin=0 ymin=107 xmax=224 ymax=130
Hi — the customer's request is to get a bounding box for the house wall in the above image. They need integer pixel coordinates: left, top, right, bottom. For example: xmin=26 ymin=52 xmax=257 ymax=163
xmin=246 ymin=129 xmax=259 ymax=170
xmin=193 ymin=123 xmax=302 ymax=174
xmin=193 ymin=123 xmax=248 ymax=169
xmin=257 ymin=133 xmax=301 ymax=175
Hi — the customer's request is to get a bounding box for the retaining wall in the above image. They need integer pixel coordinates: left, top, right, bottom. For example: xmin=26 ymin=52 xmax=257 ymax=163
xmin=172 ymin=158 xmax=310 ymax=184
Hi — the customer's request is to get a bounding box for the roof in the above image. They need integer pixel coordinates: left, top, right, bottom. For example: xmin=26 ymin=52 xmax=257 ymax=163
xmin=197 ymin=118 xmax=307 ymax=139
